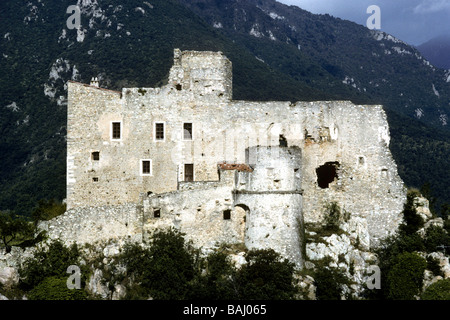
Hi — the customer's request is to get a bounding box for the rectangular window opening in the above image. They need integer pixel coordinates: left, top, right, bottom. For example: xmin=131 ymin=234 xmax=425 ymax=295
xmin=223 ymin=209 xmax=231 ymax=220
xmin=92 ymin=177 xmax=99 ymax=182
xmin=183 ymin=123 xmax=193 ymax=140
xmin=154 ymin=209 xmax=161 ymax=218
xmin=92 ymin=151 xmax=100 ymax=161
xmin=141 ymin=160 xmax=152 ymax=176
xmin=155 ymin=122 xmax=165 ymax=141
xmin=112 ymin=122 xmax=121 ymax=140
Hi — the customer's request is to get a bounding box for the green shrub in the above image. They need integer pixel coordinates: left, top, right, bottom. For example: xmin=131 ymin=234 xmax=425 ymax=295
xmin=387 ymin=252 xmax=427 ymax=300
xmin=189 ymin=250 xmax=237 ymax=300
xmin=424 ymin=225 xmax=450 ymax=253
xmin=19 ymin=240 xmax=84 ymax=291
xmin=444 ymin=218 xmax=450 ymax=233
xmin=119 ymin=228 xmax=199 ymax=300
xmin=426 ymin=256 xmax=444 ymax=277
xmin=27 ymin=276 xmax=88 ymax=300
xmin=0 ymin=211 xmax=35 ymax=252
xmin=314 ymin=265 xmax=351 ymax=300
xmin=235 ymin=249 xmax=298 ymax=300
xmin=421 ymin=279 xmax=450 ymax=300
xmin=399 ymin=190 xmax=424 ymax=235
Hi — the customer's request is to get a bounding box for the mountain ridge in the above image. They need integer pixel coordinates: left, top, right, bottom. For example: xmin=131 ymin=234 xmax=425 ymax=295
xmin=417 ymin=34 xmax=450 ymax=70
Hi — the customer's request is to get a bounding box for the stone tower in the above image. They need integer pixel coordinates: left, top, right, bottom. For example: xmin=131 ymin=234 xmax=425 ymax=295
xmin=234 ymin=146 xmax=304 ymax=267
xmin=168 ymin=49 xmax=233 ymax=100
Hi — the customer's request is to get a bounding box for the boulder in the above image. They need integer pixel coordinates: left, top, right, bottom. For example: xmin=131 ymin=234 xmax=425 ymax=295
xmin=0 ymin=267 xmax=19 ymax=287
xmin=87 ymin=269 xmax=110 ymax=299
xmin=414 ymin=196 xmax=432 ymax=222
xmin=112 ymin=284 xmax=127 ymax=300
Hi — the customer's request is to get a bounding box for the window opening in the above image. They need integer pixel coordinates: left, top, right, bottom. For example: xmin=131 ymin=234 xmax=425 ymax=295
xmin=184 ymin=163 xmax=194 ymax=182
xmin=92 ymin=151 xmax=100 ymax=161
xmin=112 ymin=122 xmax=121 ymax=140
xmin=223 ymin=209 xmax=231 ymax=220
xmin=183 ymin=123 xmax=193 ymax=140
xmin=155 ymin=123 xmax=164 ymax=141
xmin=142 ymin=160 xmax=152 ymax=175
xmin=279 ymin=134 xmax=288 ymax=147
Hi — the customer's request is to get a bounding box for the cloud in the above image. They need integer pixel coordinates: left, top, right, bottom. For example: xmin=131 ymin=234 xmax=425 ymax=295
xmin=277 ymin=0 xmax=450 ymax=45
xmin=413 ymin=0 xmax=450 ymax=14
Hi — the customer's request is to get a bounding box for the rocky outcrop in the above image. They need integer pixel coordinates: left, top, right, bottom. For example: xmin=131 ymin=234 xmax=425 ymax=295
xmin=0 ymin=246 xmax=35 ymax=287
xmin=304 ymin=216 xmax=378 ymax=298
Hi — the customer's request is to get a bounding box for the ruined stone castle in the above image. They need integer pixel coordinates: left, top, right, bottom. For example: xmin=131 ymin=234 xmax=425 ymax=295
xmin=49 ymin=49 xmax=406 ymax=267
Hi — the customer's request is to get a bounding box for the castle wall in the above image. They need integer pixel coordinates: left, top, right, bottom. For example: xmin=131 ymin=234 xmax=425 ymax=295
xmin=38 ymin=203 xmax=142 ymax=245
xmin=298 ymin=102 xmax=405 ymax=244
xmin=67 ymin=82 xmax=128 ymax=209
xmin=66 ymin=49 xmax=406 ymax=248
xmin=142 ymin=170 xmax=245 ymax=248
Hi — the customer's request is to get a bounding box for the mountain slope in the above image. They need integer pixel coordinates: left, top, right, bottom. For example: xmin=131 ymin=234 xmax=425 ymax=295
xmin=0 ymin=0 xmax=449 ymax=215
xmin=417 ymin=35 xmax=450 ymax=70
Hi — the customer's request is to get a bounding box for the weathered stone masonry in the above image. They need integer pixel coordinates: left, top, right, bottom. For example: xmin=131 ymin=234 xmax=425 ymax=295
xmin=52 ymin=49 xmax=407 ymax=267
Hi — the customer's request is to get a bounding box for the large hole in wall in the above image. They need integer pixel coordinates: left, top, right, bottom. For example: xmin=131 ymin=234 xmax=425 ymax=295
xmin=316 ymin=161 xmax=340 ymax=189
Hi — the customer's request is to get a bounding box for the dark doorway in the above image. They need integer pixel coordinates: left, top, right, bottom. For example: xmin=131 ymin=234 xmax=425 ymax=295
xmin=279 ymin=134 xmax=288 ymax=147
xmin=184 ymin=164 xmax=194 ymax=182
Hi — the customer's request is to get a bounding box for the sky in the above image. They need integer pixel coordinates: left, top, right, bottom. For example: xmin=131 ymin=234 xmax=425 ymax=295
xmin=278 ymin=0 xmax=450 ymax=46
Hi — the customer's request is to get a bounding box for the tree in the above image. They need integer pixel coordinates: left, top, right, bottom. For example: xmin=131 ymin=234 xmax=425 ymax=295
xmin=387 ymin=252 xmax=427 ymax=300
xmin=424 ymin=225 xmax=450 ymax=253
xmin=235 ymin=249 xmax=298 ymax=300
xmin=119 ymin=229 xmax=199 ymax=300
xmin=0 ymin=211 xmax=35 ymax=253
xmin=398 ymin=189 xmax=425 ymax=236
xmin=420 ymin=182 xmax=436 ymax=215
xmin=189 ymin=250 xmax=237 ymax=300
xmin=313 ymin=260 xmax=351 ymax=300
xmin=19 ymin=240 xmax=83 ymax=291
